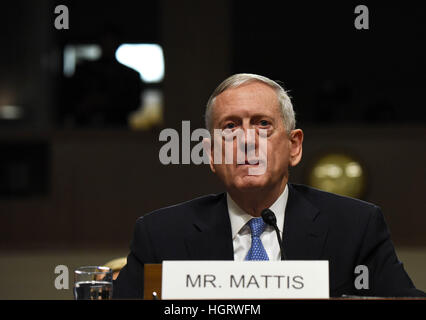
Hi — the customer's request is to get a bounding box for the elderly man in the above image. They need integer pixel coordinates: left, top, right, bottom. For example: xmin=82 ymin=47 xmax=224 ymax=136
xmin=114 ymin=74 xmax=425 ymax=298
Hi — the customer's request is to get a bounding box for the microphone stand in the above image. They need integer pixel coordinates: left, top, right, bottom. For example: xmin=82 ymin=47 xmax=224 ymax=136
xmin=261 ymin=209 xmax=287 ymax=260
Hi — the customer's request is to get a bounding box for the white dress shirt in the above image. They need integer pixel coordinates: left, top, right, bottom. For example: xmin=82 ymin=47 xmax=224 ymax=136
xmin=227 ymin=185 xmax=288 ymax=261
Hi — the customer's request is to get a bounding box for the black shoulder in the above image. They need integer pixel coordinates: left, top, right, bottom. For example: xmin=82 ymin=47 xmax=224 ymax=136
xmin=130 ymin=193 xmax=225 ymax=257
xmin=137 ymin=193 xmax=225 ymax=224
xmin=290 ymin=183 xmax=378 ymax=210
xmin=289 ymin=183 xmax=380 ymax=226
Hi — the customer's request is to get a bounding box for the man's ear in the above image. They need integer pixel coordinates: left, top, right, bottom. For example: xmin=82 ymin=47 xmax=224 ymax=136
xmin=289 ymin=129 xmax=303 ymax=167
xmin=202 ymin=137 xmax=216 ymax=173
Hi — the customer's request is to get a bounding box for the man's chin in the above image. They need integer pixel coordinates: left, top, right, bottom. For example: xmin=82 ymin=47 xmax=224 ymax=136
xmin=231 ymin=175 xmax=268 ymax=192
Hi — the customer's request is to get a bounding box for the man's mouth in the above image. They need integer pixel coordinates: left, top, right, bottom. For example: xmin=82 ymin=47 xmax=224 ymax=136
xmin=237 ymin=159 xmax=260 ymax=166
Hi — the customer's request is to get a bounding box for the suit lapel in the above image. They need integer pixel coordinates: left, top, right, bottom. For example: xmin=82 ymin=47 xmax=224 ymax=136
xmin=184 ymin=193 xmax=234 ymax=260
xmin=283 ymin=184 xmax=328 ymax=260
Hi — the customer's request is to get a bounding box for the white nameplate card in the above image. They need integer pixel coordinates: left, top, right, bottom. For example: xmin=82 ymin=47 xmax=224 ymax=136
xmin=161 ymin=260 xmax=329 ymax=299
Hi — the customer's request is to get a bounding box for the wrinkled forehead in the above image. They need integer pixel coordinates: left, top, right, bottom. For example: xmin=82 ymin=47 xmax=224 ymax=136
xmin=212 ymin=82 xmax=280 ymax=121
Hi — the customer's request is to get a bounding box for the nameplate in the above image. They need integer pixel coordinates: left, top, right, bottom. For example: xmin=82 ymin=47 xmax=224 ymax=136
xmin=161 ymin=260 xmax=329 ymax=299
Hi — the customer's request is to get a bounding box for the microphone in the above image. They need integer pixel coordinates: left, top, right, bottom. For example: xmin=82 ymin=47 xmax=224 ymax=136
xmin=261 ymin=209 xmax=287 ymax=260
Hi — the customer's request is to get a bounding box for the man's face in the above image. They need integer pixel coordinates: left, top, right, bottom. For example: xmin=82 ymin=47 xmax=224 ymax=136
xmin=208 ymin=81 xmax=302 ymax=193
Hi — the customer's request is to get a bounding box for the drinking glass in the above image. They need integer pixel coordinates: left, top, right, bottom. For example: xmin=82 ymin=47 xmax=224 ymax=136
xmin=73 ymin=266 xmax=113 ymax=300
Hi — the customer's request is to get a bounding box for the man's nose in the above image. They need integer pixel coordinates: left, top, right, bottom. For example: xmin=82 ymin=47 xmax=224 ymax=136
xmin=238 ymin=126 xmax=257 ymax=152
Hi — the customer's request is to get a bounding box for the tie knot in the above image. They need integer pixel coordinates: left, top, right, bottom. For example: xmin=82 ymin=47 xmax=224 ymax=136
xmin=248 ymin=217 xmax=266 ymax=238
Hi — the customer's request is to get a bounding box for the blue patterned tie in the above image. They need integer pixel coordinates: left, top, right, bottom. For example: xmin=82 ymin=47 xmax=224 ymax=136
xmin=245 ymin=217 xmax=269 ymax=260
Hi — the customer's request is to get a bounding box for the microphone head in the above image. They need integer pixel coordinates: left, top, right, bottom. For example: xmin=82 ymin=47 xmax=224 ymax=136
xmin=261 ymin=209 xmax=277 ymax=226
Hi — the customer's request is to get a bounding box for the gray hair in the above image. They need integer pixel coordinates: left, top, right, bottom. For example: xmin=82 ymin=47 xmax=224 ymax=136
xmin=205 ymin=73 xmax=296 ymax=134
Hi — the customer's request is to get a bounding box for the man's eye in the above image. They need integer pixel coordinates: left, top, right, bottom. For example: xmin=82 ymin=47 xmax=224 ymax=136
xmin=225 ymin=123 xmax=236 ymax=129
xmin=259 ymin=120 xmax=270 ymax=126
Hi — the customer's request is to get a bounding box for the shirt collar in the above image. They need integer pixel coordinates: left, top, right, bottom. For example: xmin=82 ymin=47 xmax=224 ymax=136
xmin=227 ymin=185 xmax=288 ymax=239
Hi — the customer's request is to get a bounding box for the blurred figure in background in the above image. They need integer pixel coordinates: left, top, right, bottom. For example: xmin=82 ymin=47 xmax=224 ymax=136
xmin=64 ymin=26 xmax=143 ymax=127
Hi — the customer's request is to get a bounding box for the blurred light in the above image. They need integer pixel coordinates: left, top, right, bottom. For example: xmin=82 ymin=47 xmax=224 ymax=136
xmin=308 ymin=153 xmax=366 ymax=198
xmin=314 ymin=164 xmax=343 ymax=179
xmin=129 ymin=89 xmax=164 ymax=130
xmin=115 ymin=44 xmax=165 ymax=83
xmin=0 ymin=105 xmax=24 ymax=120
xmin=63 ymin=44 xmax=102 ymax=77
xmin=345 ymin=162 xmax=362 ymax=178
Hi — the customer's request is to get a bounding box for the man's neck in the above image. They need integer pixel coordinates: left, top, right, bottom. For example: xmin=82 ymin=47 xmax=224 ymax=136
xmin=227 ymin=180 xmax=288 ymax=217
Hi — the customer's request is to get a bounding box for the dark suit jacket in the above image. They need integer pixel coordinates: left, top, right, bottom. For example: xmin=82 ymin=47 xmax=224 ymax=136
xmin=114 ymin=184 xmax=425 ymax=298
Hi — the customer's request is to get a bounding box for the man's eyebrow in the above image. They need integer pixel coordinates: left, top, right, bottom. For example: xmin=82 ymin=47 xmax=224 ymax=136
xmin=216 ymin=113 xmax=274 ymax=125
xmin=217 ymin=115 xmax=240 ymax=124
xmin=250 ymin=113 xmax=274 ymax=119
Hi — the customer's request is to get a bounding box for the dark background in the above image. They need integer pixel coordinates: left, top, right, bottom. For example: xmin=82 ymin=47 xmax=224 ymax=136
xmin=0 ymin=1 xmax=425 ymax=298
